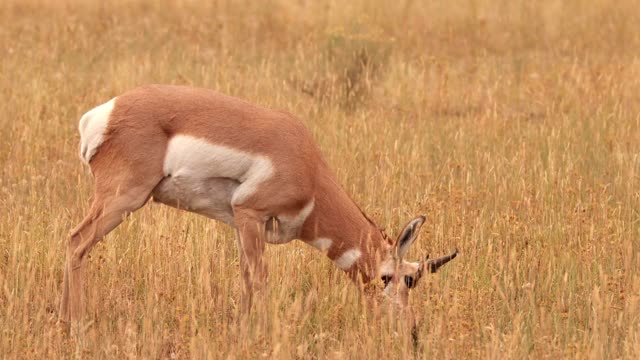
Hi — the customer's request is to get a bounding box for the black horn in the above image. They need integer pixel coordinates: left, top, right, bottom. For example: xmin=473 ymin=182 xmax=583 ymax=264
xmin=425 ymin=248 xmax=459 ymax=273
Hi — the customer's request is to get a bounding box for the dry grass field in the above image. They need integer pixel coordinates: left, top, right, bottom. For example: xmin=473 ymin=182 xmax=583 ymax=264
xmin=1 ymin=0 xmax=640 ymax=358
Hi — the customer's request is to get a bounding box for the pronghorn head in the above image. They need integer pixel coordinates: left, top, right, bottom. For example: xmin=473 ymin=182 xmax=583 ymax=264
xmin=377 ymin=215 xmax=458 ymax=308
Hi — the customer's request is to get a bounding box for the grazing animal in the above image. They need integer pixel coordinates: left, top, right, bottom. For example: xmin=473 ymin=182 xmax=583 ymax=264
xmin=60 ymin=84 xmax=458 ymax=324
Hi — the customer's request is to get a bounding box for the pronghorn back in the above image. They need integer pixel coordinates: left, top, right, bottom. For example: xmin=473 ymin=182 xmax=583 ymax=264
xmin=78 ymin=85 xmax=321 ymax=228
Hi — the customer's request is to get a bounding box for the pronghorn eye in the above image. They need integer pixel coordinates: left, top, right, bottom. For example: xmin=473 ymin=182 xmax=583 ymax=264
xmin=381 ymin=275 xmax=393 ymax=286
xmin=404 ymin=275 xmax=416 ymax=289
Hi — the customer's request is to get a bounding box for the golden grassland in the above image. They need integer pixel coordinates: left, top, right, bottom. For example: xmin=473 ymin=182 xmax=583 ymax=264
xmin=1 ymin=0 xmax=640 ymax=358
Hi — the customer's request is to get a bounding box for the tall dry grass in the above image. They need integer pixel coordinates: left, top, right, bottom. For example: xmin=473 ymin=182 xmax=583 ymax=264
xmin=1 ymin=0 xmax=640 ymax=358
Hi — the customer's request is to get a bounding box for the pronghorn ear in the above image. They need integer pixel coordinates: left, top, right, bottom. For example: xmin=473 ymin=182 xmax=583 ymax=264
xmin=395 ymin=215 xmax=426 ymax=259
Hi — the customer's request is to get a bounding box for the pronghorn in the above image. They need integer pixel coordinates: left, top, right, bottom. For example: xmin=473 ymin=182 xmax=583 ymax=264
xmin=60 ymin=84 xmax=458 ymax=324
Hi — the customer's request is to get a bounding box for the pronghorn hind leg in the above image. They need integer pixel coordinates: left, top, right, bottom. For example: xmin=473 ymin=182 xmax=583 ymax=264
xmin=60 ymin=210 xmax=99 ymax=325
xmin=59 ymin=175 xmax=162 ymax=327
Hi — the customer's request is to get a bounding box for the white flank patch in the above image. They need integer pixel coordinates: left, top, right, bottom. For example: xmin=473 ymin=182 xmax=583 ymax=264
xmin=78 ymin=98 xmax=116 ymax=164
xmin=334 ymin=249 xmax=362 ymax=270
xmin=310 ymin=237 xmax=333 ymax=251
xmin=163 ymin=135 xmax=273 ymax=205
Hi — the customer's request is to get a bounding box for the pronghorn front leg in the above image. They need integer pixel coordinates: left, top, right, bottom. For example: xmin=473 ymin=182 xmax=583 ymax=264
xmin=233 ymin=208 xmax=268 ymax=311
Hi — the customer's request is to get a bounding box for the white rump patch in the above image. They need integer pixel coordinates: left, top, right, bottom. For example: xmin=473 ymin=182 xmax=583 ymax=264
xmin=334 ymin=249 xmax=362 ymax=270
xmin=310 ymin=237 xmax=333 ymax=251
xmin=163 ymin=135 xmax=274 ymax=207
xmin=78 ymin=98 xmax=116 ymax=164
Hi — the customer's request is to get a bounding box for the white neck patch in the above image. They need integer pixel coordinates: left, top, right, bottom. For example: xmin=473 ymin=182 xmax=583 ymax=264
xmin=334 ymin=249 xmax=362 ymax=270
xmin=309 ymin=237 xmax=333 ymax=251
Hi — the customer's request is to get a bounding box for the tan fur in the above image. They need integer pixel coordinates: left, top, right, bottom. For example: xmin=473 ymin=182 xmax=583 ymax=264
xmin=60 ymin=85 xmax=449 ymax=326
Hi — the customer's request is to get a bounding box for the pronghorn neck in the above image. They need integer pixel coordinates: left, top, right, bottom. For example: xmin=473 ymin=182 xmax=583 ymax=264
xmin=300 ymin=173 xmax=392 ymax=284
